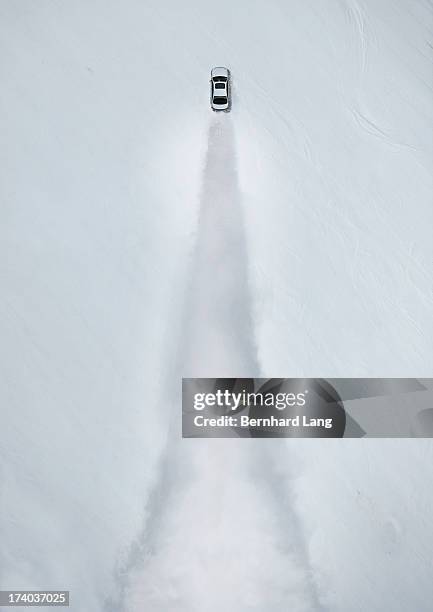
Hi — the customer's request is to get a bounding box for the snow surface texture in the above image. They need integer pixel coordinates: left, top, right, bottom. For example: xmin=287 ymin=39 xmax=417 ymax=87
xmin=1 ymin=1 xmax=433 ymax=610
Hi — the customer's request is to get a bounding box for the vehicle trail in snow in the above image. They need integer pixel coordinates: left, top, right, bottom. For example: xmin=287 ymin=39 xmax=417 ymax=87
xmin=181 ymin=114 xmax=258 ymax=377
xmin=118 ymin=116 xmax=323 ymax=611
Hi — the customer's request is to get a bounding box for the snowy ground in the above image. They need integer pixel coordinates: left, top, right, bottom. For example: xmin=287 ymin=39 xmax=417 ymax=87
xmin=1 ymin=1 xmax=433 ymax=610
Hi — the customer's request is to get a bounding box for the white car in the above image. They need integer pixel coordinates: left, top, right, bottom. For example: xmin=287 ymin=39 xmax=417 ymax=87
xmin=210 ymin=67 xmax=231 ymax=111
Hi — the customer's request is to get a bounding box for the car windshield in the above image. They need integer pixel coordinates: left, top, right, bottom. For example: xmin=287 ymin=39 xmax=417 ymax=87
xmin=213 ymin=97 xmax=227 ymax=105
xmin=215 ymin=83 xmax=225 ymax=89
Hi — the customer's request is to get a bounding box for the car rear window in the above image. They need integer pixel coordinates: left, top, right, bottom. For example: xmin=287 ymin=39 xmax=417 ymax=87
xmin=213 ymin=97 xmax=227 ymax=104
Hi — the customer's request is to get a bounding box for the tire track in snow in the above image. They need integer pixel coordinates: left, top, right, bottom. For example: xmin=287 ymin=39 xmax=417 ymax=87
xmin=181 ymin=114 xmax=259 ymax=378
xmin=115 ymin=115 xmax=323 ymax=612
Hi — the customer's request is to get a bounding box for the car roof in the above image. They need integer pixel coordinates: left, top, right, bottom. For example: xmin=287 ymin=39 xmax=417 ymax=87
xmin=211 ymin=66 xmax=229 ymax=78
